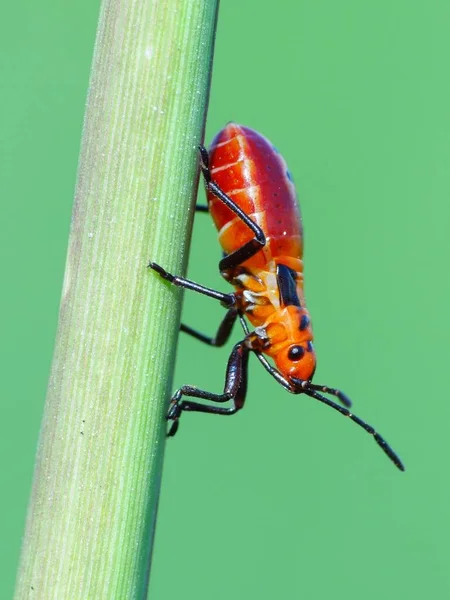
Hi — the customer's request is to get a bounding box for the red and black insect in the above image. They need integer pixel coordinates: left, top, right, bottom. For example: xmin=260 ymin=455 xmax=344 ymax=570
xmin=149 ymin=123 xmax=404 ymax=471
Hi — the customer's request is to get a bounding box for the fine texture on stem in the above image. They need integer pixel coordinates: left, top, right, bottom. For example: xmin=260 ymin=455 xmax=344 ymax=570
xmin=15 ymin=0 xmax=219 ymax=597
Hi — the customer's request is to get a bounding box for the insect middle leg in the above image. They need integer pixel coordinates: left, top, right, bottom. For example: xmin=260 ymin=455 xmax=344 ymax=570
xmin=180 ymin=308 xmax=238 ymax=347
xmin=167 ymin=341 xmax=250 ymax=436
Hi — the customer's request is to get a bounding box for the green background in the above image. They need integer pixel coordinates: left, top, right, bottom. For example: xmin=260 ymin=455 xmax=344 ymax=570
xmin=2 ymin=1 xmax=448 ymax=598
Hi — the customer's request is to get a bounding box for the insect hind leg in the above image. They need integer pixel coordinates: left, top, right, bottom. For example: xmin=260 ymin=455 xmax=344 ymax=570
xmin=198 ymin=146 xmax=266 ymax=272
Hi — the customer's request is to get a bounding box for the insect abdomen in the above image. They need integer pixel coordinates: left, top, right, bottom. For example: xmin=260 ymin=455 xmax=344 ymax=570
xmin=207 ymin=123 xmax=303 ymax=270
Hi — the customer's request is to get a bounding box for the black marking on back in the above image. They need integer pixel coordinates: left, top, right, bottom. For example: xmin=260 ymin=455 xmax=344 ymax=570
xmin=299 ymin=314 xmax=310 ymax=331
xmin=277 ymin=264 xmax=301 ymax=308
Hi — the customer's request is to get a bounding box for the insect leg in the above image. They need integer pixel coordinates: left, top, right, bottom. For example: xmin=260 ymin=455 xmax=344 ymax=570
xmin=167 ymin=341 xmax=249 ymax=436
xmin=167 ymin=403 xmax=238 ymax=437
xmin=148 ymin=262 xmax=235 ymax=307
xmin=181 ymin=308 xmax=238 ymax=347
xmin=195 ymin=204 xmax=209 ymax=212
xmin=198 ymin=145 xmax=266 ymax=272
xmin=237 ymin=314 xmax=290 ymax=390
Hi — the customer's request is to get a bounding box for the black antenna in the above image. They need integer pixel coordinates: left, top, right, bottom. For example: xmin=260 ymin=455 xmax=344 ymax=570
xmin=304 ymin=382 xmax=352 ymax=408
xmin=292 ymin=379 xmax=405 ymax=471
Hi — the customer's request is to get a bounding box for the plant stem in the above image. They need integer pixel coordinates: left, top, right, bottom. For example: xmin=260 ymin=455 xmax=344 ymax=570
xmin=15 ymin=0 xmax=219 ymax=597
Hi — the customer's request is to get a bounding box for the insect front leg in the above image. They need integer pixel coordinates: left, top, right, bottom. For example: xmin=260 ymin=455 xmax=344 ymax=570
xmin=167 ymin=341 xmax=250 ymax=436
xmin=199 ymin=146 xmax=266 ymax=272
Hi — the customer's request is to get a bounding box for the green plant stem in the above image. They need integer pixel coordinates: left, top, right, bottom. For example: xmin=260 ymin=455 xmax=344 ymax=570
xmin=14 ymin=0 xmax=219 ymax=597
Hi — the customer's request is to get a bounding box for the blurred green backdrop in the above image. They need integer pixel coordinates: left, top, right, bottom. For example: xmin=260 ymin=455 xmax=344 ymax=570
xmin=2 ymin=1 xmax=449 ymax=598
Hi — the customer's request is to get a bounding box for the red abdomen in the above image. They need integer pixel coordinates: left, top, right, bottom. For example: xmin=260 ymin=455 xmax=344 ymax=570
xmin=207 ymin=123 xmax=303 ymax=271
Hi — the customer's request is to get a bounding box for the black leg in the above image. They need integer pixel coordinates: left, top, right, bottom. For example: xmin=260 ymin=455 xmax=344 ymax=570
xmin=199 ymin=146 xmax=266 ymax=272
xmin=166 ymin=402 xmax=238 ymax=437
xmin=148 ymin=262 xmax=235 ymax=307
xmin=181 ymin=308 xmax=238 ymax=347
xmin=167 ymin=341 xmax=250 ymax=436
xmin=195 ymin=204 xmax=209 ymax=212
xmin=253 ymin=351 xmax=294 ymax=391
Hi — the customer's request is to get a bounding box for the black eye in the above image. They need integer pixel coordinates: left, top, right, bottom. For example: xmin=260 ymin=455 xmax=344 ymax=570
xmin=288 ymin=345 xmax=305 ymax=361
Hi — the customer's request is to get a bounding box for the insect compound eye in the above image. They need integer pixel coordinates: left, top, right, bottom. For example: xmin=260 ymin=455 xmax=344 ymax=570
xmin=288 ymin=345 xmax=305 ymax=361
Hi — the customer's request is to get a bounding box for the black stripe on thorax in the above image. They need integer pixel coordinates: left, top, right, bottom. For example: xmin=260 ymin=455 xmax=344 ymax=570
xmin=276 ymin=264 xmax=301 ymax=308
